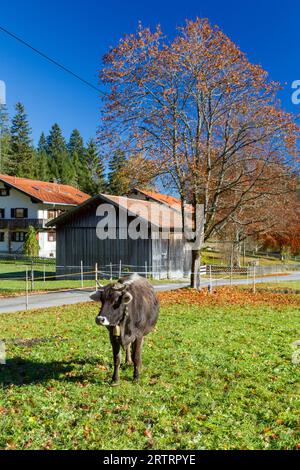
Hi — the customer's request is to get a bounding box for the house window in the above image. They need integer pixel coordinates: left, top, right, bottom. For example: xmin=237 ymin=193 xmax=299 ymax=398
xmin=0 ymin=232 xmax=4 ymax=242
xmin=47 ymin=210 xmax=61 ymax=220
xmin=11 ymin=232 xmax=26 ymax=242
xmin=11 ymin=208 xmax=28 ymax=219
xmin=0 ymin=188 xmax=9 ymax=197
xmin=47 ymin=231 xmax=56 ymax=242
xmin=0 ymin=209 xmax=4 ymax=219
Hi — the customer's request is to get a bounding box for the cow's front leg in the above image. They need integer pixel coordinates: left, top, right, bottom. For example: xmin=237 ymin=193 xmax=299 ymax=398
xmin=110 ymin=335 xmax=121 ymax=384
xmin=132 ymin=337 xmax=144 ymax=381
xmin=125 ymin=343 xmax=132 ymax=365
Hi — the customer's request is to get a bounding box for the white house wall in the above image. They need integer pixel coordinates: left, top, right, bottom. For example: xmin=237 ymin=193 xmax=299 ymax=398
xmin=38 ymin=232 xmax=56 ymax=258
xmin=0 ymin=183 xmax=46 ymax=218
xmin=0 ymin=182 xmax=73 ymax=258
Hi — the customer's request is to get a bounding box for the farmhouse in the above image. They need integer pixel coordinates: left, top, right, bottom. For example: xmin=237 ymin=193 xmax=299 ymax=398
xmin=127 ymin=187 xmax=184 ymax=211
xmin=47 ymin=193 xmax=192 ymax=279
xmin=0 ymin=174 xmax=90 ymax=258
xmin=127 ymin=188 xmax=194 ymax=214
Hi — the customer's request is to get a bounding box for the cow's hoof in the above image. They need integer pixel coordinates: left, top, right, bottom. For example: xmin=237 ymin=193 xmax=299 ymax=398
xmin=111 ymin=379 xmax=119 ymax=386
xmin=133 ymin=376 xmax=139 ymax=383
xmin=125 ymin=361 xmax=133 ymax=367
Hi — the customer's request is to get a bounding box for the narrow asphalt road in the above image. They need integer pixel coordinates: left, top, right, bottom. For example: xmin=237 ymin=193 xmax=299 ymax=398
xmin=0 ymin=272 xmax=299 ymax=314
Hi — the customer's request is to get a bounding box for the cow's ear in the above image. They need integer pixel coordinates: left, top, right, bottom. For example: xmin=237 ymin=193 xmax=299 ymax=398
xmin=122 ymin=292 xmax=133 ymax=305
xmin=90 ymin=290 xmax=103 ymax=302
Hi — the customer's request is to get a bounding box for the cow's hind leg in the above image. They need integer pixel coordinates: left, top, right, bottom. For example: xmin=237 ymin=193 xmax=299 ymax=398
xmin=125 ymin=343 xmax=132 ymax=365
xmin=132 ymin=337 xmax=144 ymax=382
xmin=110 ymin=335 xmax=121 ymax=384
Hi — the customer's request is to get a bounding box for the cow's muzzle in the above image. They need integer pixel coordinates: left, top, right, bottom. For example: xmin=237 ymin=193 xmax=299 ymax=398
xmin=96 ymin=315 xmax=110 ymax=326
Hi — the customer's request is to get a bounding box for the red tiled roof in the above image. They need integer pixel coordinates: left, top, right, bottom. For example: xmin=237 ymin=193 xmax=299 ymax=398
xmin=0 ymin=174 xmax=91 ymax=205
xmin=132 ymin=188 xmax=193 ymax=213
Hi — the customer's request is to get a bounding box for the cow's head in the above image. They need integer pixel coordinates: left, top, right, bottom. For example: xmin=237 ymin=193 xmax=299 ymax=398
xmin=90 ymin=281 xmax=133 ymax=327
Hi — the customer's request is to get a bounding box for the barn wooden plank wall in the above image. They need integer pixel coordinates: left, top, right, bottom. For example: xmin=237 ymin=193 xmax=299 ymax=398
xmin=54 ymin=197 xmax=191 ymax=280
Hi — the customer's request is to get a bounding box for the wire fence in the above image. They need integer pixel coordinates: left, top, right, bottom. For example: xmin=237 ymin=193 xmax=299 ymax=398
xmin=198 ymin=264 xmax=299 ymax=294
xmin=0 ymin=260 xmax=298 ymax=311
xmin=1 ymin=261 xmax=299 ymax=282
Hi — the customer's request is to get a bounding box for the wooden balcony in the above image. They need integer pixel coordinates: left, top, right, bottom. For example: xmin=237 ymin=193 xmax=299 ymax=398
xmin=0 ymin=219 xmax=47 ymax=230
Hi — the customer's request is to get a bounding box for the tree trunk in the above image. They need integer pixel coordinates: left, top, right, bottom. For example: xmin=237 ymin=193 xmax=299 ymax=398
xmin=190 ymin=249 xmax=201 ymax=289
xmin=232 ymin=242 xmax=242 ymax=267
xmin=187 ymin=200 xmax=205 ymax=289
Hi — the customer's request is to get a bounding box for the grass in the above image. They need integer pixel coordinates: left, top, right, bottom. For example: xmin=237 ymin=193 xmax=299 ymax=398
xmin=0 ymin=262 xmax=56 ymax=295
xmin=201 ymin=249 xmax=300 ymax=266
xmin=0 ymin=261 xmax=55 ymax=275
xmin=255 ymin=280 xmax=300 ymax=291
xmin=0 ymin=292 xmax=300 ymax=450
xmin=237 ymin=280 xmax=300 ymax=293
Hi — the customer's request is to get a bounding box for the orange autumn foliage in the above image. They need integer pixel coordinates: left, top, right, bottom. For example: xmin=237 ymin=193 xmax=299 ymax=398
xmin=158 ymin=287 xmax=300 ymax=308
xmin=99 ymin=17 xmax=299 ymax=287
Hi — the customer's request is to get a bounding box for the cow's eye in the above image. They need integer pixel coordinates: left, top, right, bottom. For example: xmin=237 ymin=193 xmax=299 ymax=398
xmin=112 ymin=297 xmax=122 ymax=309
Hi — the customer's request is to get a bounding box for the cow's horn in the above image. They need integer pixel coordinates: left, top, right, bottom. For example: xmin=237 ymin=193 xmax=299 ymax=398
xmin=112 ymin=282 xmax=126 ymax=291
xmin=96 ymin=280 xmax=104 ymax=288
xmin=122 ymin=292 xmax=133 ymax=305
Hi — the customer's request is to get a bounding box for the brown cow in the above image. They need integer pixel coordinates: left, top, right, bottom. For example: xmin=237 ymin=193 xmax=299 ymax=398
xmin=90 ymin=273 xmax=159 ymax=383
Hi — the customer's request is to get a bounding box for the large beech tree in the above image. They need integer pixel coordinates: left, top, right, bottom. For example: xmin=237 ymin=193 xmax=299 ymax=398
xmin=98 ymin=18 xmax=299 ymax=287
xmin=220 ymin=189 xmax=300 ymax=266
xmin=262 ymin=196 xmax=300 ymax=258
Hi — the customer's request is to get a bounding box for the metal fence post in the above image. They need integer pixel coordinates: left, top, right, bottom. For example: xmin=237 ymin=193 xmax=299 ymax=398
xmin=119 ymin=260 xmax=122 ymax=278
xmin=145 ymin=261 xmax=148 ymax=279
xmin=25 ymin=267 xmax=29 ymax=311
xmin=253 ymin=265 xmax=256 ymax=294
xmin=43 ymin=264 xmax=46 ymax=283
xmin=110 ymin=262 xmax=113 ymax=281
xmin=81 ymin=260 xmax=84 ymax=288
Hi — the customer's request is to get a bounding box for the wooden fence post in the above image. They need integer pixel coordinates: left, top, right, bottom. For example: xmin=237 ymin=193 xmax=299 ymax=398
xmin=253 ymin=265 xmax=256 ymax=294
xmin=95 ymin=262 xmax=98 ymax=290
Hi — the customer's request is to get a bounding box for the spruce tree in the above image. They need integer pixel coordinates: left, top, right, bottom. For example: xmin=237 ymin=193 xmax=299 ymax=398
xmin=68 ymin=129 xmax=88 ymax=189
xmin=68 ymin=129 xmax=84 ymax=156
xmin=9 ymin=102 xmax=35 ymax=177
xmin=0 ymin=104 xmax=10 ymax=174
xmin=36 ymin=133 xmax=50 ymax=181
xmin=107 ymin=148 xmax=129 ymax=195
xmin=84 ymin=138 xmax=106 ymax=195
xmin=38 ymin=132 xmax=47 ymax=153
xmin=46 ymin=124 xmax=75 ymax=184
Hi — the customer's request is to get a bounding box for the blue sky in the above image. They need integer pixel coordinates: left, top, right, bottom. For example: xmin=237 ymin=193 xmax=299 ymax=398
xmin=0 ymin=0 xmax=299 ymax=145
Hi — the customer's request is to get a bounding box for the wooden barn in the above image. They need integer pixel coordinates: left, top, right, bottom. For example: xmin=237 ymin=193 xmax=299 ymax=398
xmin=47 ymin=193 xmax=192 ymax=280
